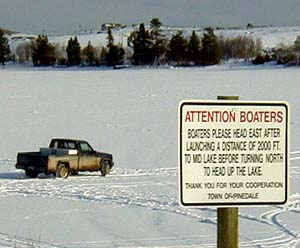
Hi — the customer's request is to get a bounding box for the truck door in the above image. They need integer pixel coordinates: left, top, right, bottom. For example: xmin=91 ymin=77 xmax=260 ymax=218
xmin=77 ymin=141 xmax=99 ymax=171
xmin=65 ymin=141 xmax=80 ymax=171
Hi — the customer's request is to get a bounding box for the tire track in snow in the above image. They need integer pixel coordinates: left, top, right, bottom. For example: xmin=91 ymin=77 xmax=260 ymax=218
xmin=57 ymin=234 xmax=216 ymax=248
xmin=0 ymin=169 xmax=296 ymax=248
xmin=253 ymin=193 xmax=300 ymax=248
xmin=1 ymin=154 xmax=300 ymax=247
xmin=0 ymin=166 xmax=218 ymax=248
xmin=0 ymin=158 xmax=15 ymax=165
xmin=0 ymin=231 xmax=65 ymax=248
xmin=290 ymin=150 xmax=300 ymax=162
xmin=0 ymin=167 xmax=215 ymax=224
xmin=290 ymin=151 xmax=300 ymax=155
xmin=237 ymin=149 xmax=300 ymax=247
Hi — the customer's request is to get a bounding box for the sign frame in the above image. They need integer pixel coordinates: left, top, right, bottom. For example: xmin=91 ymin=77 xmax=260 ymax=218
xmin=179 ymin=100 xmax=289 ymax=207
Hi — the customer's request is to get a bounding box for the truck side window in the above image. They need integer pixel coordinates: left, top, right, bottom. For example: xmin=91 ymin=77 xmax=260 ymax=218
xmin=50 ymin=140 xmax=76 ymax=149
xmin=67 ymin=142 xmax=76 ymax=149
xmin=58 ymin=142 xmax=64 ymax=149
xmin=79 ymin=142 xmax=93 ymax=153
xmin=52 ymin=141 xmax=59 ymax=148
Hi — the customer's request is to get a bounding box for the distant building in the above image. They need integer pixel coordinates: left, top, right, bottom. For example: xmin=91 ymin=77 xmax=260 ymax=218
xmin=101 ymin=23 xmax=126 ymax=31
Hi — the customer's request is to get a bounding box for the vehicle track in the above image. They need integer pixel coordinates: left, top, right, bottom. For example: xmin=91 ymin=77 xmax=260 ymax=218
xmin=0 ymin=231 xmax=64 ymax=248
xmin=0 ymin=150 xmax=299 ymax=247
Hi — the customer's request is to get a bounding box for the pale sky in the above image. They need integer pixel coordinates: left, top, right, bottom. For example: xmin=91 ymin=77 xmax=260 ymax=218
xmin=1 ymin=0 xmax=300 ymax=35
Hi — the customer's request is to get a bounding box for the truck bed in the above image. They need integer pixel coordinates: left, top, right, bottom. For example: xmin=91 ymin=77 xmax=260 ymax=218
xmin=16 ymin=148 xmax=79 ymax=173
xmin=16 ymin=152 xmax=49 ymax=172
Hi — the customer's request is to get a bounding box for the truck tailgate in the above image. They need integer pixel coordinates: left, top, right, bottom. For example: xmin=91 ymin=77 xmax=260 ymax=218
xmin=16 ymin=152 xmax=48 ymax=170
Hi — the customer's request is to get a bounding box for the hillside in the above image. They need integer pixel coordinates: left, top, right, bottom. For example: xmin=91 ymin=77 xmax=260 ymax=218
xmin=7 ymin=25 xmax=300 ymax=54
xmin=0 ymin=27 xmax=16 ymax=35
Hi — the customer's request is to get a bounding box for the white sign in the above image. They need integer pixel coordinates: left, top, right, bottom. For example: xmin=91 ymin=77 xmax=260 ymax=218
xmin=179 ymin=100 xmax=289 ymax=207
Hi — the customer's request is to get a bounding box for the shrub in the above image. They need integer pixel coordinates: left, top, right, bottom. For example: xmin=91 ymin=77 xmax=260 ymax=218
xmin=253 ymin=54 xmax=271 ymax=65
xmin=0 ymin=29 xmax=11 ymax=65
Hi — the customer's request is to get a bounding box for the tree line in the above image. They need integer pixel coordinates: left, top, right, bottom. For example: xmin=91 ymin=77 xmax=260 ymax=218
xmin=1 ymin=18 xmax=300 ymax=67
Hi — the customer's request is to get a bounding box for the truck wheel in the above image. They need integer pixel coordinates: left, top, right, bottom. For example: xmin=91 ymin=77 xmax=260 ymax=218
xmin=56 ymin=163 xmax=70 ymax=179
xmin=100 ymin=161 xmax=111 ymax=177
xmin=25 ymin=170 xmax=38 ymax=178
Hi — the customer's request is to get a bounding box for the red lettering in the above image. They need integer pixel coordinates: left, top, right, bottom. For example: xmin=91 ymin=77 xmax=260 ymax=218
xmin=185 ymin=111 xmax=192 ymax=122
xmin=240 ymin=111 xmax=246 ymax=122
xmin=270 ymin=111 xmax=276 ymax=122
xmin=240 ymin=110 xmax=284 ymax=123
xmin=277 ymin=111 xmax=283 ymax=123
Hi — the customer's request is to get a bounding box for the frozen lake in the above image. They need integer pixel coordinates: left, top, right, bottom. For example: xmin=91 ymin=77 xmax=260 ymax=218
xmin=0 ymin=65 xmax=299 ymax=247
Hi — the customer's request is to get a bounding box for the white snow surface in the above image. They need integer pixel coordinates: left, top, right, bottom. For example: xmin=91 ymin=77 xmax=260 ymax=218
xmin=0 ymin=64 xmax=300 ymax=247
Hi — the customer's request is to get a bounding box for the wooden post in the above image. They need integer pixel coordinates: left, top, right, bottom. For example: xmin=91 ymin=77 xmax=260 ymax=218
xmin=217 ymin=95 xmax=239 ymax=248
xmin=217 ymin=207 xmax=238 ymax=248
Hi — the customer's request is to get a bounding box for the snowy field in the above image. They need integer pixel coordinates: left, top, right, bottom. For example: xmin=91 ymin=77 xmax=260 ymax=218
xmin=0 ymin=65 xmax=300 ymax=247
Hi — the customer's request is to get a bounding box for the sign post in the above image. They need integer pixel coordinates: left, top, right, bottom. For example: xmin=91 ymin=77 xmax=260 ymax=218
xmin=178 ymin=98 xmax=289 ymax=247
xmin=217 ymin=96 xmax=239 ymax=248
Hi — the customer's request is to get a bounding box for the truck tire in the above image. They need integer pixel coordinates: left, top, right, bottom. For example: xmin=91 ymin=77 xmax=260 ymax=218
xmin=25 ymin=170 xmax=38 ymax=178
xmin=56 ymin=163 xmax=70 ymax=179
xmin=100 ymin=160 xmax=111 ymax=177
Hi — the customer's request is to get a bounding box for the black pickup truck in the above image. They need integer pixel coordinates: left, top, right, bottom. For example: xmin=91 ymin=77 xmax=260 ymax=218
xmin=15 ymin=138 xmax=114 ymax=178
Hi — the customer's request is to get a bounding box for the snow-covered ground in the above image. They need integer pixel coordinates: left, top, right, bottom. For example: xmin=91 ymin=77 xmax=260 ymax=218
xmin=0 ymin=64 xmax=300 ymax=247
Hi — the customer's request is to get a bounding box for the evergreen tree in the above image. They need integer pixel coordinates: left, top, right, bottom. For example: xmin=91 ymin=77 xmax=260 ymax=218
xmin=201 ymin=27 xmax=221 ymax=65
xmin=106 ymin=45 xmax=125 ymax=66
xmin=150 ymin=18 xmax=162 ymax=38
xmin=167 ymin=31 xmax=188 ymax=65
xmin=128 ymin=23 xmax=154 ymax=65
xmin=294 ymin=35 xmax=300 ymax=64
xmin=150 ymin=18 xmax=167 ymax=65
xmin=107 ymin=27 xmax=114 ymax=49
xmin=105 ymin=28 xmax=125 ymax=66
xmin=54 ymin=43 xmax=67 ymax=66
xmin=32 ymin=34 xmax=56 ymax=66
xmin=152 ymin=37 xmax=167 ymax=65
xmin=187 ymin=31 xmax=201 ymax=65
xmin=66 ymin=36 xmax=81 ymax=66
xmin=0 ymin=29 xmax=11 ymax=65
xmin=99 ymin=47 xmax=108 ymax=65
xmin=81 ymin=41 xmax=96 ymax=66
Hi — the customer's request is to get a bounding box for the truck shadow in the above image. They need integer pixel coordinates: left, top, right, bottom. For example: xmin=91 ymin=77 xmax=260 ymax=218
xmin=0 ymin=171 xmax=56 ymax=180
xmin=72 ymin=173 xmax=101 ymax=177
xmin=0 ymin=171 xmax=27 ymax=180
